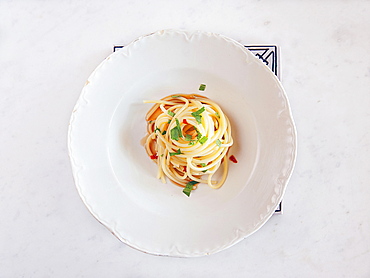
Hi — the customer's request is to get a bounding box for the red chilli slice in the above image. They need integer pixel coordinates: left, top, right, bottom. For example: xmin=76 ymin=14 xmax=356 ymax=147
xmin=150 ymin=154 xmax=158 ymax=159
xmin=182 ymin=119 xmax=189 ymax=124
xmin=229 ymin=155 xmax=238 ymax=163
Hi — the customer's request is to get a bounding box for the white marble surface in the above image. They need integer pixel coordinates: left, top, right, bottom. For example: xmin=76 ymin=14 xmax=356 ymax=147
xmin=1 ymin=0 xmax=369 ymax=277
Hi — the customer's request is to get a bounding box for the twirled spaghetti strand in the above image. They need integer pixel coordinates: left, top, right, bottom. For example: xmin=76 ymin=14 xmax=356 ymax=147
xmin=143 ymin=94 xmax=233 ymax=195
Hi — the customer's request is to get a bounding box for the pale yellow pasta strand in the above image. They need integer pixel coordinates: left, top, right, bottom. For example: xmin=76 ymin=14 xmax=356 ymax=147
xmin=144 ymin=94 xmax=233 ymax=190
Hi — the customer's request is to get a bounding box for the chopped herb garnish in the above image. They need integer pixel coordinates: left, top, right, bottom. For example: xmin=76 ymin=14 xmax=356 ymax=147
xmin=191 ymin=107 xmax=205 ymax=124
xmin=215 ymin=139 xmax=221 ymax=146
xmin=154 ymin=127 xmax=161 ymax=133
xmin=175 ymin=118 xmax=183 ymax=138
xmin=185 ymin=134 xmax=192 ymax=141
xmin=169 ymin=149 xmax=183 ymax=156
xmin=193 ymin=115 xmax=201 ymax=124
xmin=167 ymin=119 xmax=171 ymax=124
xmin=194 ymin=107 xmax=205 ymax=115
xmin=200 ymin=162 xmax=208 ymax=171
xmin=193 ymin=127 xmax=202 ymax=140
xmin=170 ymin=118 xmax=183 ymax=140
xmin=168 ymin=110 xmax=175 ymax=117
xmin=199 ymin=84 xmax=206 ymax=91
xmin=162 ymin=130 xmax=167 ymax=135
xmin=199 ymin=136 xmax=208 ymax=144
xmin=183 ymin=180 xmax=199 ymax=197
xmin=171 ymin=95 xmax=181 ymax=98
xmin=215 ymin=112 xmax=220 ymax=118
xmin=170 ymin=127 xmax=180 ymax=141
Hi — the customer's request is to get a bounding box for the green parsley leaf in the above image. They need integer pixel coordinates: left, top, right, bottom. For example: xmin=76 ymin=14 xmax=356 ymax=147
xmin=154 ymin=127 xmax=161 ymax=133
xmin=167 ymin=119 xmax=171 ymax=124
xmin=199 ymin=84 xmax=206 ymax=91
xmin=169 ymin=149 xmax=183 ymax=156
xmin=162 ymin=130 xmax=167 ymax=135
xmin=199 ymin=136 xmax=208 ymax=144
xmin=200 ymin=163 xmax=207 ymax=172
xmin=188 ymin=140 xmax=195 ymax=146
xmin=175 ymin=118 xmax=182 ymax=138
xmin=168 ymin=110 xmax=175 ymax=117
xmin=183 ymin=180 xmax=199 ymax=197
xmin=193 ymin=127 xmax=202 ymax=140
xmin=194 ymin=115 xmax=202 ymax=124
xmin=191 ymin=107 xmax=205 ymax=124
xmin=215 ymin=139 xmax=221 ymax=146
xmin=170 ymin=127 xmax=180 ymax=141
xmin=192 ymin=107 xmax=205 ymax=116
xmin=185 ymin=134 xmax=192 ymax=141
xmin=215 ymin=112 xmax=220 ymax=118
xmin=171 ymin=95 xmax=181 ymax=98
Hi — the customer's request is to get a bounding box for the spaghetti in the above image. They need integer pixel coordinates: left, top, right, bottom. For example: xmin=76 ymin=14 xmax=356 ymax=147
xmin=143 ymin=94 xmax=233 ymax=196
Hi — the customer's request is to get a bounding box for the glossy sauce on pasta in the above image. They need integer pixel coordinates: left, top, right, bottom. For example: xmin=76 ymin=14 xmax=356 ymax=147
xmin=143 ymin=94 xmax=233 ymax=196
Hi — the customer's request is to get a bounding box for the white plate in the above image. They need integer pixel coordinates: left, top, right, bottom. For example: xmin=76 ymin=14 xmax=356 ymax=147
xmin=68 ymin=30 xmax=297 ymax=257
